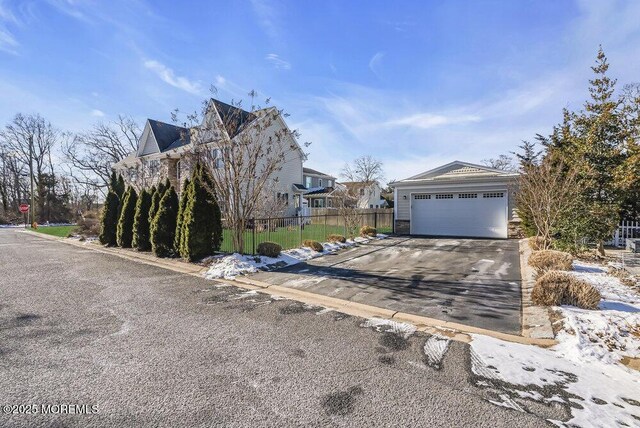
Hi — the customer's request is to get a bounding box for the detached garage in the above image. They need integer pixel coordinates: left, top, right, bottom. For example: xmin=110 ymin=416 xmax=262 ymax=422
xmin=391 ymin=161 xmax=519 ymax=239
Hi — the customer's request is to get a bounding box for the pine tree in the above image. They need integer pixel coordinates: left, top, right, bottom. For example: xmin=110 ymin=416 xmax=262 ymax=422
xmin=174 ymin=178 xmax=191 ymax=252
xmin=116 ymin=187 xmax=138 ymax=248
xmin=179 ymin=164 xmax=223 ymax=261
xmin=571 ymin=47 xmax=625 ymax=254
xmin=115 ymin=174 xmax=126 ymax=199
xmin=150 ymin=186 xmax=179 ymax=257
xmin=99 ymin=190 xmax=119 ymax=246
xmin=132 ymin=188 xmax=152 ymax=251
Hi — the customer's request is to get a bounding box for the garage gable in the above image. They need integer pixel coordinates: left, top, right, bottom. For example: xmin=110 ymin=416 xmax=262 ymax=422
xmin=400 ymin=161 xmax=516 ymax=182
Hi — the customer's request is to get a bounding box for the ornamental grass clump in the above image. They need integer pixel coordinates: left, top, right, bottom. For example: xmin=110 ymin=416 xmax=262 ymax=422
xmin=532 ymin=270 xmax=601 ymax=309
xmin=528 ymin=249 xmax=573 ymax=274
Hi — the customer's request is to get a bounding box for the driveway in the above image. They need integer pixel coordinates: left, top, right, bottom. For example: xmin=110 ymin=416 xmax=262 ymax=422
xmin=251 ymin=237 xmax=522 ymax=334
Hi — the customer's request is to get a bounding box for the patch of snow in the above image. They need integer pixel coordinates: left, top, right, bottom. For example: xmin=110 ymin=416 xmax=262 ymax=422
xmin=470 ymin=334 xmax=640 ymax=427
xmin=423 ymin=335 xmax=451 ymax=368
xmin=361 ymin=317 xmax=416 ymax=338
xmin=204 ymin=234 xmax=388 ymax=280
xmin=572 ymin=261 xmax=607 ymax=273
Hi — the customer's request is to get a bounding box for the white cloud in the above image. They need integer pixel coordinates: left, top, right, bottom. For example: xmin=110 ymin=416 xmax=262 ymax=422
xmin=368 ymin=51 xmax=384 ymax=77
xmin=0 ymin=1 xmax=18 ymax=54
xmin=265 ymin=53 xmax=291 ymax=70
xmin=143 ymin=59 xmax=202 ymax=95
xmin=90 ymin=109 xmax=105 ymax=117
xmin=385 ymin=113 xmax=481 ymax=129
xmin=250 ymin=0 xmax=280 ymax=41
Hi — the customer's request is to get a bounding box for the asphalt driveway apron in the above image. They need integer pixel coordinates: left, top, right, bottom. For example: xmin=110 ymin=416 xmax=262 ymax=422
xmin=251 ymin=237 xmax=522 ymax=334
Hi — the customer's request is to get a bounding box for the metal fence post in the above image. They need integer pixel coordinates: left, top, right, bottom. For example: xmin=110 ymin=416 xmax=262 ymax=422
xmin=252 ymin=219 xmax=256 ymax=255
xmin=324 ymin=214 xmax=327 ymax=240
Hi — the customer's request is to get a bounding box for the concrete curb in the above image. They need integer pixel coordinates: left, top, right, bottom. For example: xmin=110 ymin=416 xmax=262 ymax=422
xmin=519 ymin=239 xmax=555 ymax=339
xmin=24 ymin=230 xmax=557 ymax=347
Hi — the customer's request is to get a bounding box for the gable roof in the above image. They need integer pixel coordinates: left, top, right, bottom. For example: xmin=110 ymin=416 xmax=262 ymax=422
xmin=206 ymin=99 xmax=257 ymax=138
xmin=303 ymin=167 xmax=335 ymax=178
xmin=392 ymin=161 xmax=518 ymax=186
xmin=147 ymin=119 xmax=189 ymax=152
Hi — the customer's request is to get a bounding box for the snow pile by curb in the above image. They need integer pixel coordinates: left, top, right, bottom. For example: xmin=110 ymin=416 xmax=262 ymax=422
xmin=204 ymin=234 xmax=388 ymax=280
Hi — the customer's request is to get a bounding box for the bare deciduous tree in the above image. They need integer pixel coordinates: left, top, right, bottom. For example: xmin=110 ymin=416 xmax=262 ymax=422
xmin=341 ymin=155 xmax=384 ymax=184
xmin=481 ymin=154 xmax=517 ymax=171
xmin=175 ymin=93 xmax=310 ymax=253
xmin=62 ymin=115 xmax=140 ymax=194
xmin=516 ymin=159 xmax=580 ymax=249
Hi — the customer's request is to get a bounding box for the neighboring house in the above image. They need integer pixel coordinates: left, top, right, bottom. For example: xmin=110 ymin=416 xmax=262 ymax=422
xmin=112 ymin=99 xmax=306 ymax=216
xmin=340 ymin=181 xmax=385 ymax=209
xmin=390 ymin=161 xmax=519 ymax=239
xmin=302 ymin=167 xmax=337 ymax=208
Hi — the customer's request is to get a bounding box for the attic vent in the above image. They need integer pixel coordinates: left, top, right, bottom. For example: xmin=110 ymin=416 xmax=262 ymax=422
xmin=443 ymin=166 xmax=484 ymax=175
xmin=413 ymin=194 xmax=430 ymax=200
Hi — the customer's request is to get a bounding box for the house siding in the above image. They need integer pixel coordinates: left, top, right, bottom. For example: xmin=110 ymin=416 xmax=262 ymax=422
xmin=394 ymin=181 xmax=518 ymax=222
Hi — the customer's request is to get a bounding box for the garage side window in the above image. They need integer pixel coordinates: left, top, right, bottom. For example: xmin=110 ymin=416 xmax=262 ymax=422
xmin=483 ymin=192 xmax=504 ymax=198
xmin=435 ymin=194 xmax=454 ymax=199
xmin=413 ymin=194 xmax=431 ymax=199
xmin=458 ymin=193 xmax=477 ymax=199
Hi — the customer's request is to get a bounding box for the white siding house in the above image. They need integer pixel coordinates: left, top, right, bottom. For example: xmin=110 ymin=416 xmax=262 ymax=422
xmin=391 ymin=161 xmax=519 ymax=239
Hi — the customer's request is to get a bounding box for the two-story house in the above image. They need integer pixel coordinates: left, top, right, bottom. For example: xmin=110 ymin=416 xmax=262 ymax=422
xmin=112 ymin=99 xmax=307 ymax=216
xmin=340 ymin=181 xmax=386 ymax=209
xmin=302 ymin=167 xmax=337 ymax=208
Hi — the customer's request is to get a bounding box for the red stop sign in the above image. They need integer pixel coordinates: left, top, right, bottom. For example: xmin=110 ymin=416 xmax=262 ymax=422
xmin=19 ymin=203 xmax=29 ymax=213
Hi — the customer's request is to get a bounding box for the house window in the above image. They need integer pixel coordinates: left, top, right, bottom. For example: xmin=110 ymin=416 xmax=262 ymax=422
xmin=305 ymin=176 xmax=312 ymax=188
xmin=458 ymin=193 xmax=477 ymax=199
xmin=176 ymin=160 xmax=181 ymax=182
xmin=413 ymin=194 xmax=430 ymax=199
xmin=369 ymin=204 xmax=373 ymax=208
xmin=435 ymin=194 xmax=454 ymax=199
xmin=211 ymin=148 xmax=223 ymax=169
xmin=327 ymin=180 xmax=332 ymax=187
xmin=483 ymin=192 xmax=504 ymax=198
xmin=360 ymin=188 xmax=365 ymax=196
xmin=277 ymin=192 xmax=289 ymax=205
xmin=319 ymin=179 xmax=323 ymax=187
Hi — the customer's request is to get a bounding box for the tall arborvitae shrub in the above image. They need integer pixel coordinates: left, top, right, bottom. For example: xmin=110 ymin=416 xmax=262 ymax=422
xmin=150 ymin=186 xmax=179 ymax=257
xmin=99 ymin=190 xmax=119 ymax=246
xmin=132 ymin=188 xmax=152 ymax=251
xmin=116 ymin=187 xmax=138 ymax=248
xmin=149 ymin=181 xmax=166 ymax=224
xmin=179 ymin=164 xmax=223 ymax=261
xmin=174 ymin=178 xmax=191 ymax=252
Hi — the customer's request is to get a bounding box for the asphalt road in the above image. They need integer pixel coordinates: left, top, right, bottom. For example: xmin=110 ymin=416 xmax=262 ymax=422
xmin=0 ymin=229 xmax=566 ymax=427
xmin=252 ymin=237 xmax=522 ymax=334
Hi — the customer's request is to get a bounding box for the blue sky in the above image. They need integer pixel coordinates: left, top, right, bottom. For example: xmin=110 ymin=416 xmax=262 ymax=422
xmin=1 ymin=0 xmax=639 ymax=182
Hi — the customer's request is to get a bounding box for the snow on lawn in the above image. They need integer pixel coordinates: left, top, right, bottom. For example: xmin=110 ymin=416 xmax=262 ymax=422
xmin=470 ymin=334 xmax=640 ymax=427
xmin=470 ymin=259 xmax=640 ymax=426
xmin=204 ymin=234 xmax=387 ymax=280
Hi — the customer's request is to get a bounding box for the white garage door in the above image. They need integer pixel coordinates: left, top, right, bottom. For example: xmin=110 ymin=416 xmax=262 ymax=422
xmin=410 ymin=191 xmax=508 ymax=239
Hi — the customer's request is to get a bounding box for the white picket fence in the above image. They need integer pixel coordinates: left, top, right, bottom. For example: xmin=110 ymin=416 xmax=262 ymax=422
xmin=609 ymin=220 xmax=640 ymax=247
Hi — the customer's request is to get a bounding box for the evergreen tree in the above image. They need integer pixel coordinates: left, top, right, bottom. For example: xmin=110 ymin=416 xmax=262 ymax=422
xmin=115 ymin=174 xmax=126 ymax=199
xmin=150 ymin=186 xmax=179 ymax=257
xmin=116 ymin=187 xmax=138 ymax=248
xmin=174 ymin=178 xmax=191 ymax=252
xmin=571 ymin=47 xmax=625 ymax=254
xmin=179 ymin=164 xmax=223 ymax=261
xmin=149 ymin=181 xmax=166 ymax=224
xmin=132 ymin=188 xmax=152 ymax=251
xmin=99 ymin=190 xmax=119 ymax=246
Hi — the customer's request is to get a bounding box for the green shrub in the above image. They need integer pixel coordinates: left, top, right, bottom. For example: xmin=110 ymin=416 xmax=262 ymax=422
xmin=116 ymin=187 xmax=138 ymax=248
xmin=179 ymin=164 xmax=223 ymax=261
xmin=99 ymin=190 xmax=119 ymax=246
xmin=528 ymin=249 xmax=573 ymax=274
xmin=360 ymin=226 xmax=377 ymax=237
xmin=257 ymin=241 xmax=282 ymax=258
xmin=303 ymin=239 xmax=323 ymax=252
xmin=327 ymin=234 xmax=346 ymax=243
xmin=132 ymin=189 xmax=152 ymax=251
xmin=532 ymin=271 xmax=601 ymax=309
xmin=150 ymin=186 xmax=179 ymax=257
xmin=174 ymin=178 xmax=191 ymax=252
xmin=149 ymin=181 xmax=166 ymax=224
